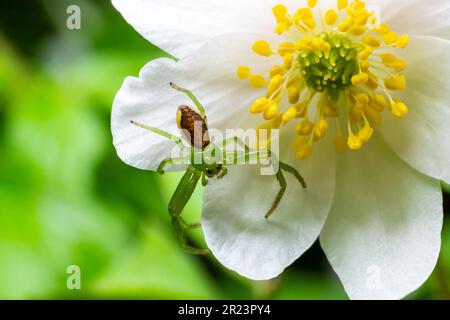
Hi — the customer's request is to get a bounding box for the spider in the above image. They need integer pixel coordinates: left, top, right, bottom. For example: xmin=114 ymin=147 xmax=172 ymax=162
xmin=130 ymin=83 xmax=307 ymax=255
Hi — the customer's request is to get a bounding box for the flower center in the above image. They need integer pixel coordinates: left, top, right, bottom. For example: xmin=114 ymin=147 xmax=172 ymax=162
xmin=237 ymin=0 xmax=409 ymax=159
xmin=299 ymin=33 xmax=359 ymax=96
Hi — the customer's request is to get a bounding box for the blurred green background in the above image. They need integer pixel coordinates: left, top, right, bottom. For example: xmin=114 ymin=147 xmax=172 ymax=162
xmin=0 ymin=0 xmax=448 ymax=300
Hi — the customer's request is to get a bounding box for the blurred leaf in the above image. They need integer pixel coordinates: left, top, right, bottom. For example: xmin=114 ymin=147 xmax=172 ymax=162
xmin=93 ymin=221 xmax=221 ymax=299
xmin=274 ymin=271 xmax=347 ymax=300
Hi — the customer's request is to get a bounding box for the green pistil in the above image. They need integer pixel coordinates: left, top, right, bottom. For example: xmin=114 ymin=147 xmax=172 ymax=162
xmin=299 ymin=33 xmax=359 ymax=100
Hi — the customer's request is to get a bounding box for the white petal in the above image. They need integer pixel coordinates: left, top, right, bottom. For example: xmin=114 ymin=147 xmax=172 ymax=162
xmin=112 ymin=33 xmax=278 ymax=171
xmin=202 ymin=135 xmax=335 ymax=281
xmin=320 ymin=136 xmax=443 ymax=300
xmin=112 ymin=58 xmax=184 ymax=171
xmin=379 ymin=36 xmax=450 ymax=183
xmin=371 ymin=0 xmax=450 ymax=40
xmin=111 ymin=0 xmax=297 ymax=58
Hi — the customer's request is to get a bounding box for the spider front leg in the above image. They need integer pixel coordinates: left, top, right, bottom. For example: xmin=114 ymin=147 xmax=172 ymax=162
xmin=168 ymin=165 xmax=209 ymax=255
xmin=170 ymin=82 xmax=208 ymax=125
xmin=265 ymin=160 xmax=307 ymax=219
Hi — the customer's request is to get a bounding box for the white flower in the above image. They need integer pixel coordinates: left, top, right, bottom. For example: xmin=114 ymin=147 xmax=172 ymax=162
xmin=111 ymin=0 xmax=450 ymax=299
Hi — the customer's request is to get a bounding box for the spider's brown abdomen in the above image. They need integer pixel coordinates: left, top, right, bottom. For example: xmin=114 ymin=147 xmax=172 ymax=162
xmin=177 ymin=105 xmax=210 ymax=149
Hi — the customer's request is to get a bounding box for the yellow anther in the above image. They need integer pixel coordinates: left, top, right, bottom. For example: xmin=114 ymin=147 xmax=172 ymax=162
xmin=355 ymin=12 xmax=370 ymax=26
xmin=250 ymin=97 xmax=270 ymax=114
xmin=303 ymin=35 xmax=314 ymax=46
xmin=391 ymin=101 xmax=408 ymax=118
xmin=323 ymin=105 xmax=339 ymax=117
xmin=375 ymin=23 xmax=391 ymax=36
xmin=338 ymin=19 xmax=353 ymax=32
xmin=237 ymin=66 xmax=251 ymax=80
xmin=351 ymin=73 xmax=369 ymax=85
xmin=358 ymin=122 xmax=374 ymax=143
xmin=384 ymin=75 xmax=406 ymax=90
xmin=365 ymin=107 xmax=382 ymax=125
xmin=338 ymin=0 xmax=348 ymax=10
xmin=375 ymin=23 xmax=390 ymax=35
xmin=396 ymin=34 xmax=409 ymax=48
xmin=307 ymin=0 xmax=317 ymax=8
xmin=374 ymin=94 xmax=387 ymax=107
xmin=302 ymin=17 xmax=316 ymax=30
xmin=268 ymin=74 xmax=284 ymax=93
xmin=380 ymin=53 xmax=397 ymax=64
xmin=284 ymin=53 xmax=294 ymax=69
xmin=356 ymin=93 xmax=370 ymax=107
xmin=252 ymin=40 xmax=273 ymax=57
xmin=282 ymin=107 xmax=298 ymax=122
xmin=391 ymin=59 xmax=407 ymax=72
xmin=360 ymin=60 xmax=369 ymax=72
xmin=383 ymin=32 xmax=399 ymax=45
xmin=349 ymin=25 xmax=366 ymax=36
xmin=296 ymin=119 xmax=314 ymax=136
xmin=278 ymin=42 xmax=297 ymax=56
xmin=347 ymin=134 xmax=363 ymax=150
xmin=359 ymin=46 xmax=374 ymax=60
xmin=296 ymin=142 xmax=313 ymax=160
xmin=379 ymin=54 xmax=407 ymax=72
xmin=263 ymin=102 xmax=280 ymax=120
xmin=270 ymin=65 xmax=285 ymax=78
xmin=294 ymin=100 xmax=308 ymax=115
xmin=250 ymin=74 xmax=267 ymax=88
xmin=273 ymin=4 xmax=288 ymax=17
xmin=275 ymin=22 xmax=289 ymax=35
xmin=313 ymin=119 xmax=329 ymax=140
xmin=288 ymin=86 xmax=300 ymax=104
xmin=363 ymin=35 xmax=381 ymax=47
xmin=325 ymin=10 xmax=338 ymax=25
xmin=353 ymin=0 xmax=366 ymax=9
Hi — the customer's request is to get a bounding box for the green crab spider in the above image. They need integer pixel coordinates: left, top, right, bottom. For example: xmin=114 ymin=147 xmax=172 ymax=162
xmin=130 ymin=82 xmax=307 ymax=255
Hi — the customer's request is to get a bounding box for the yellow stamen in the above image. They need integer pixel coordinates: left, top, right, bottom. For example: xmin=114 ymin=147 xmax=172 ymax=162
xmin=252 ymin=40 xmax=273 ymax=57
xmin=338 ymin=0 xmax=349 ymax=10
xmin=325 ymin=10 xmax=338 ymax=25
xmin=282 ymin=107 xmax=298 ymax=122
xmin=384 ymin=75 xmax=406 ymax=91
xmin=391 ymin=101 xmax=408 ymax=118
xmin=241 ymin=1 xmax=409 ymax=159
xmin=237 ymin=66 xmax=251 ymax=80
xmin=250 ymin=97 xmax=271 ymax=114
xmin=307 ymin=0 xmax=317 ymax=8
xmin=264 ymin=102 xmax=280 ymax=120
xmin=249 ymin=74 xmax=267 ymax=88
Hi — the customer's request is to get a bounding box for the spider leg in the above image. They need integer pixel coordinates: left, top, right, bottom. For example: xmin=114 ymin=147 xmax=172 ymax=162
xmin=265 ymin=169 xmax=287 ymax=219
xmin=170 ymin=82 xmax=208 ymax=125
xmin=172 ymin=218 xmax=209 ymax=255
xmin=180 ymin=217 xmax=202 ymax=230
xmin=222 ymin=136 xmax=250 ymax=153
xmin=217 ymin=166 xmax=228 ymax=179
xmin=279 ymin=161 xmax=307 ymax=189
xmin=168 ymin=165 xmax=209 ymax=255
xmin=131 ymin=120 xmax=185 ymax=150
xmin=264 ymin=159 xmax=306 ymax=219
xmin=202 ymin=172 xmax=209 ymax=186
xmin=223 ymin=150 xmax=270 ymax=166
xmin=158 ymin=157 xmax=188 ymax=175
